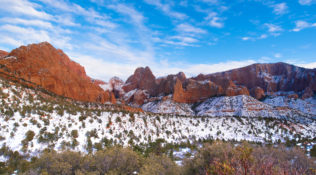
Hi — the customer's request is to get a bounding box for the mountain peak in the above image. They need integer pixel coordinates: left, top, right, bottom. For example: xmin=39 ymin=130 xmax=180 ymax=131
xmin=0 ymin=42 xmax=115 ymax=103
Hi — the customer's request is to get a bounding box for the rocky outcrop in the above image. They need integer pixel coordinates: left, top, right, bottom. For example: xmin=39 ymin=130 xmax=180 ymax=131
xmin=0 ymin=42 xmax=115 ymax=103
xmin=0 ymin=50 xmax=8 ymax=58
xmin=123 ymin=63 xmax=315 ymax=105
xmin=94 ymin=77 xmax=124 ymax=98
xmin=124 ymin=89 xmax=149 ymax=106
xmin=123 ymin=67 xmax=157 ymax=96
xmin=250 ymin=87 xmax=265 ymax=100
xmin=173 ymin=79 xmax=223 ymax=103
xmin=156 ymin=72 xmax=186 ymax=95
xmin=302 ymin=87 xmax=314 ymax=99
xmin=194 ymin=62 xmax=316 ymax=94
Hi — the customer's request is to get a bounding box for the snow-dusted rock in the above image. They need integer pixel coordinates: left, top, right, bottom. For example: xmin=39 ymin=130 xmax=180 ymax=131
xmin=142 ymin=98 xmax=194 ymax=116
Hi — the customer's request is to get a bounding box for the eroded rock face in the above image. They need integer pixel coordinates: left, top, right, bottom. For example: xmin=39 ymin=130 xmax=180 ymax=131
xmin=0 ymin=50 xmax=8 ymax=58
xmin=250 ymin=87 xmax=265 ymax=100
xmin=156 ymin=72 xmax=186 ymax=95
xmin=123 ymin=63 xmax=316 ymax=104
xmin=0 ymin=42 xmax=115 ymax=103
xmin=94 ymin=77 xmax=125 ymax=98
xmin=123 ymin=67 xmax=157 ymax=96
xmin=124 ymin=89 xmax=149 ymax=106
xmin=302 ymin=87 xmax=314 ymax=99
xmin=173 ymin=79 xmax=223 ymax=103
xmin=194 ymin=62 xmax=316 ymax=94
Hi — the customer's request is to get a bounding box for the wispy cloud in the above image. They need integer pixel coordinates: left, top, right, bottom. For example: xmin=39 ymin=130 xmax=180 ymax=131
xmin=298 ymin=0 xmax=315 ymax=5
xmin=143 ymin=0 xmax=187 ymax=20
xmin=176 ymin=23 xmax=207 ymax=34
xmin=265 ymin=23 xmax=283 ymax=33
xmin=274 ymin=53 xmax=282 ymax=58
xmin=205 ymin=12 xmax=224 ymax=28
xmin=0 ymin=17 xmax=53 ymax=29
xmin=271 ymin=3 xmax=288 ymax=15
xmin=0 ymin=24 xmax=71 ymax=49
xmin=292 ymin=20 xmax=316 ymax=32
xmin=241 ymin=34 xmax=267 ymax=41
xmin=0 ymin=0 xmax=52 ymax=20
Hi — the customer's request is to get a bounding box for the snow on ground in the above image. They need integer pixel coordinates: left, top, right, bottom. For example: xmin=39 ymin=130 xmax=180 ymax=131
xmin=0 ymin=78 xmax=315 ymax=157
xmin=142 ymin=95 xmax=314 ymax=122
xmin=264 ymin=96 xmax=316 ymax=116
xmin=195 ymin=95 xmax=313 ymax=121
xmin=142 ymin=98 xmax=194 ymax=116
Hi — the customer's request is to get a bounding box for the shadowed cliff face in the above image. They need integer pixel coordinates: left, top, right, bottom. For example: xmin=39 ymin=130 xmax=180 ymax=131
xmin=194 ymin=62 xmax=316 ymax=93
xmin=0 ymin=42 xmax=115 ymax=103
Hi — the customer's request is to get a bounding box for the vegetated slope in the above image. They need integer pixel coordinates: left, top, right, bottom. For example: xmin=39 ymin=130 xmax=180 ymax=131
xmin=0 ymin=42 xmax=115 ymax=103
xmin=0 ymin=77 xmax=315 ymax=158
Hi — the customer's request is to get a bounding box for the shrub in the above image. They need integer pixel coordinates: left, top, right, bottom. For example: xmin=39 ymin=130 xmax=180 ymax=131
xmin=71 ymin=130 xmax=79 ymax=139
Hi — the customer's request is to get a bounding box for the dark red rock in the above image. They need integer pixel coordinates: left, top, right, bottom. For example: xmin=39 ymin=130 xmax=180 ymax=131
xmin=156 ymin=72 xmax=186 ymax=95
xmin=250 ymin=87 xmax=265 ymax=100
xmin=193 ymin=62 xmax=316 ymax=94
xmin=287 ymin=94 xmax=299 ymax=99
xmin=302 ymin=87 xmax=314 ymax=99
xmin=122 ymin=67 xmax=157 ymax=96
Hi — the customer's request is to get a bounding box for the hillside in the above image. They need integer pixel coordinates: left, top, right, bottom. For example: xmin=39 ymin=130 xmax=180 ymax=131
xmin=0 ymin=76 xmax=315 ymax=158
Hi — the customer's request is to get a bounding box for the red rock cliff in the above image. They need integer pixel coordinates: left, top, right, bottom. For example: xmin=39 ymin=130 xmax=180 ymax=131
xmin=0 ymin=42 xmax=115 ymax=103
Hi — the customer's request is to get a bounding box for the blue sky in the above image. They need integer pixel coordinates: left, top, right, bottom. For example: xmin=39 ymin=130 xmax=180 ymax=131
xmin=0 ymin=0 xmax=316 ymax=81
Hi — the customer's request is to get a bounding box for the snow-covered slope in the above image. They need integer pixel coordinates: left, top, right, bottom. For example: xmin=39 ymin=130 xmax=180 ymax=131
xmin=195 ymin=95 xmax=312 ymax=121
xmin=142 ymin=98 xmax=194 ymax=116
xmin=141 ymin=95 xmax=314 ymax=122
xmin=264 ymin=96 xmax=316 ymax=116
xmin=0 ymin=78 xmax=315 ymax=157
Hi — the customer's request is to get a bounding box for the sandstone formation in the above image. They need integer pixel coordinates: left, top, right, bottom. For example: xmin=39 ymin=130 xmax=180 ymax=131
xmin=94 ymin=77 xmax=124 ymax=98
xmin=250 ymin=87 xmax=265 ymax=100
xmin=0 ymin=42 xmax=115 ymax=103
xmin=194 ymin=62 xmax=316 ymax=94
xmin=173 ymin=79 xmax=223 ymax=103
xmin=122 ymin=67 xmax=156 ymax=96
xmin=156 ymin=72 xmax=186 ymax=95
xmin=123 ymin=63 xmax=315 ymax=105
xmin=0 ymin=50 xmax=8 ymax=58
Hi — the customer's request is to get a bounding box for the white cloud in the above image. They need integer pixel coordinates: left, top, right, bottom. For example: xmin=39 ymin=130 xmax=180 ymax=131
xmin=242 ymin=37 xmax=250 ymax=41
xmin=143 ymin=0 xmax=187 ymax=20
xmin=0 ymin=0 xmax=52 ymax=20
xmin=297 ymin=62 xmax=316 ymax=69
xmin=205 ymin=12 xmax=224 ymax=28
xmin=241 ymin=34 xmax=268 ymax=41
xmin=272 ymin=3 xmax=288 ymax=15
xmin=298 ymin=0 xmax=314 ymax=5
xmin=107 ymin=3 xmax=154 ymax=57
xmin=38 ymin=0 xmax=102 ymax=19
xmin=0 ymin=24 xmax=71 ymax=49
xmin=0 ymin=17 xmax=53 ymax=29
xmin=265 ymin=23 xmax=283 ymax=33
xmin=292 ymin=20 xmax=316 ymax=31
xmin=274 ymin=53 xmax=282 ymax=58
xmin=259 ymin=34 xmax=268 ymax=39
xmin=69 ymin=50 xmax=258 ymax=81
xmin=176 ymin=23 xmax=207 ymax=34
